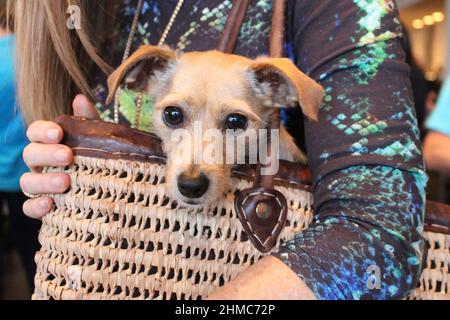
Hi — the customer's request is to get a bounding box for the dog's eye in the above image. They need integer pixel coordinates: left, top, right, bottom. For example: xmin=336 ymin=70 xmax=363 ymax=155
xmin=225 ymin=113 xmax=248 ymax=130
xmin=163 ymin=107 xmax=184 ymax=128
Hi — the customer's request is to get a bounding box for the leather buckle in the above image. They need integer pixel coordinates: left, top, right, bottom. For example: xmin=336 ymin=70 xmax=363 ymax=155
xmin=235 ymin=187 xmax=288 ymax=253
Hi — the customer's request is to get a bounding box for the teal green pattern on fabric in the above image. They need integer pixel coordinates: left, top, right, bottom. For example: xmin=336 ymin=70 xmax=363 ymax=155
xmin=119 ymin=90 xmax=155 ymax=132
xmin=98 ymin=90 xmax=155 ymax=133
xmin=353 ymin=0 xmax=397 ymax=85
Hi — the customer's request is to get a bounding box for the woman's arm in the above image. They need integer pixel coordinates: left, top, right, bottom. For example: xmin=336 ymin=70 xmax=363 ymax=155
xmin=269 ymin=0 xmax=426 ymax=299
xmin=423 ymin=78 xmax=450 ymax=173
xmin=207 ymin=256 xmax=316 ymax=300
xmin=424 ymin=132 xmax=450 ymax=173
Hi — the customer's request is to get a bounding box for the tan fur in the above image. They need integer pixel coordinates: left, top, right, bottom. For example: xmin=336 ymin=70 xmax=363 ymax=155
xmin=108 ymin=45 xmax=324 ymax=206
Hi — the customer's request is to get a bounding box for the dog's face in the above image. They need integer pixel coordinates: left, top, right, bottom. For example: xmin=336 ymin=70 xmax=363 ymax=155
xmin=108 ymin=46 xmax=324 ymax=206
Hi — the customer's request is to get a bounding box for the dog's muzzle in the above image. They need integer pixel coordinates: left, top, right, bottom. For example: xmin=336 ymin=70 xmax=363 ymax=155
xmin=177 ymin=172 xmax=210 ymax=199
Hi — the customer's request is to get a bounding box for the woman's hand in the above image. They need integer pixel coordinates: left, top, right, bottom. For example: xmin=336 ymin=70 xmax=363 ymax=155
xmin=21 ymin=94 xmax=99 ymax=219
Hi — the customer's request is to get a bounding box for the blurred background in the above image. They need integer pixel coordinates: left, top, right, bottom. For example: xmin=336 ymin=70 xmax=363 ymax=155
xmin=398 ymin=0 xmax=450 ymax=203
xmin=399 ymin=0 xmax=448 ymax=80
xmin=0 ymin=0 xmax=449 ymax=300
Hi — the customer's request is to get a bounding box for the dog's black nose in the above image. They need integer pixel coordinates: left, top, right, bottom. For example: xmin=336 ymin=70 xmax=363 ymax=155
xmin=177 ymin=173 xmax=210 ymax=199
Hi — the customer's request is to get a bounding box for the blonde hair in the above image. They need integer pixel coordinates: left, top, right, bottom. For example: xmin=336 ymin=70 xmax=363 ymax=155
xmin=12 ymin=0 xmax=117 ymax=124
xmin=1 ymin=0 xmax=10 ymax=29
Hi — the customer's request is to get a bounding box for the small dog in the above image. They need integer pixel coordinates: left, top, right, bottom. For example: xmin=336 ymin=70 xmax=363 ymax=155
xmin=107 ymin=46 xmax=324 ymax=206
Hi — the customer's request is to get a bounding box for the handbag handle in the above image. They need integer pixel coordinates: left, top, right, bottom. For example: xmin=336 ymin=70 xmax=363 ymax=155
xmin=216 ymin=0 xmax=251 ymax=53
xmin=217 ymin=0 xmax=289 ymax=253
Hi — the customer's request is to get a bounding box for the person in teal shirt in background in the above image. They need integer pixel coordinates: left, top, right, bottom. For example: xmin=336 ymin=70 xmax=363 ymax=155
xmin=0 ymin=3 xmax=40 ymax=296
xmin=424 ymin=77 xmax=450 ymax=174
xmin=426 ymin=78 xmax=450 ymax=136
xmin=0 ymin=36 xmax=28 ymax=190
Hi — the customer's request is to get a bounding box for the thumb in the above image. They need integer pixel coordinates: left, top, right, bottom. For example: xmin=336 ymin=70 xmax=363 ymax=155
xmin=72 ymin=94 xmax=100 ymax=119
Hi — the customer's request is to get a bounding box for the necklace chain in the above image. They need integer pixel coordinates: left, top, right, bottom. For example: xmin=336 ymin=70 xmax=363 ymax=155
xmin=114 ymin=0 xmax=185 ymax=124
xmin=158 ymin=0 xmax=185 ymax=47
xmin=121 ymin=0 xmax=144 ymax=64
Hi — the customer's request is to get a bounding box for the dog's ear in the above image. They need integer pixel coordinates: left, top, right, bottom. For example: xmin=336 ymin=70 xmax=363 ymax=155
xmin=106 ymin=45 xmax=176 ymax=104
xmin=249 ymin=57 xmax=324 ymax=121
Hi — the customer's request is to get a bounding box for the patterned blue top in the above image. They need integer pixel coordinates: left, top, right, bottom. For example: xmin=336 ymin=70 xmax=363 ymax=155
xmin=91 ymin=0 xmax=427 ymax=299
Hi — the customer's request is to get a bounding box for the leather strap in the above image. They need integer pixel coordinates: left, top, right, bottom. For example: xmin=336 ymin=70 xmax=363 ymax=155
xmin=269 ymin=0 xmax=286 ymax=59
xmin=424 ymin=201 xmax=450 ymax=235
xmin=234 ymin=0 xmax=289 ymax=253
xmin=216 ymin=0 xmax=251 ymax=53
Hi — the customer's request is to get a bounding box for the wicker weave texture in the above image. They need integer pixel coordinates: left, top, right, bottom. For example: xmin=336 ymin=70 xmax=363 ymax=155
xmin=33 ymin=156 xmax=313 ymax=300
xmin=409 ymin=231 xmax=450 ymax=300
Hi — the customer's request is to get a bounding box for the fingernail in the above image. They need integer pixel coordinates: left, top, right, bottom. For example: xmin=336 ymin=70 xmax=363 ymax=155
xmin=52 ymin=176 xmax=66 ymax=189
xmin=54 ymin=149 xmax=70 ymax=163
xmin=46 ymin=129 xmax=60 ymax=142
xmin=38 ymin=198 xmax=50 ymax=210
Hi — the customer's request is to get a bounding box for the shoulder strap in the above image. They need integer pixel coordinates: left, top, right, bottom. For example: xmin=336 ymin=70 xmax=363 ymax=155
xmin=216 ymin=0 xmax=251 ymax=53
xmin=269 ymin=0 xmax=286 ymax=58
xmin=217 ymin=0 xmax=286 ymax=57
xmin=228 ymin=0 xmax=290 ymax=253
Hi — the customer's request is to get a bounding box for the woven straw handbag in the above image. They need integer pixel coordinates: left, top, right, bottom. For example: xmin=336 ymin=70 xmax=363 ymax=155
xmin=33 ymin=115 xmax=313 ymax=300
xmin=33 ymin=0 xmax=316 ymax=300
xmin=33 ymin=0 xmax=450 ymax=300
xmin=408 ymin=202 xmax=450 ymax=300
